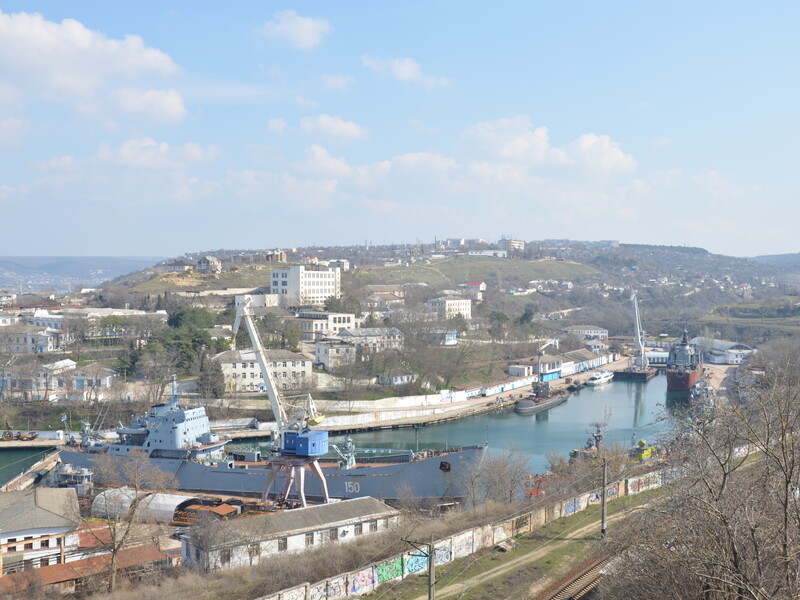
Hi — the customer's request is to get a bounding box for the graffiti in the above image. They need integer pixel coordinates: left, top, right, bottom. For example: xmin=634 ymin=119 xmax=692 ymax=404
xmin=473 ymin=525 xmax=493 ymax=550
xmin=326 ymin=577 xmax=347 ymax=600
xmin=280 ymin=587 xmax=306 ymax=600
xmin=452 ymin=531 xmax=474 ymax=558
xmin=628 ymin=472 xmax=662 ymax=495
xmin=562 ymin=497 xmax=582 ymax=516
xmin=309 ymin=582 xmax=327 ymax=600
xmin=376 ymin=557 xmax=403 ymax=583
xmin=349 ymin=567 xmax=374 ymax=595
xmin=587 ymin=491 xmax=601 ymax=504
xmin=434 ymin=544 xmax=452 ymax=565
xmin=514 ymin=514 xmax=531 ymax=535
xmin=405 ymin=552 xmax=428 ymax=575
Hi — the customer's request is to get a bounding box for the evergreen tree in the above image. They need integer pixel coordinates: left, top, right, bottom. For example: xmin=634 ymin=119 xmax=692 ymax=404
xmin=197 ymin=354 xmax=225 ymax=399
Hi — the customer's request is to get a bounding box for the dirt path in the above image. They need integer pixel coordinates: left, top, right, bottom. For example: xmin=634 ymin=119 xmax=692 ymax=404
xmin=409 ymin=509 xmax=630 ymax=600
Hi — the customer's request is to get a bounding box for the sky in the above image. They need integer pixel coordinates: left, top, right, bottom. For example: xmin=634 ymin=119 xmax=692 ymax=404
xmin=0 ymin=2 xmax=798 ymax=258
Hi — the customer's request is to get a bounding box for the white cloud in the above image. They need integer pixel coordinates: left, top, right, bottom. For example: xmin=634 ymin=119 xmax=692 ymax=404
xmin=297 ymin=144 xmax=353 ymax=177
xmin=0 ymin=116 xmax=27 ymax=147
xmin=262 ymin=10 xmax=332 ymax=50
xmin=0 ymin=11 xmax=179 ymax=98
xmin=33 ymin=155 xmax=77 ymax=170
xmin=96 ymin=137 xmax=218 ymax=169
xmin=321 ymin=74 xmax=355 ymax=91
xmin=361 ymin=55 xmax=452 ymax=87
xmin=459 ymin=116 xmax=569 ymax=164
xmin=112 ymin=88 xmax=187 ymax=123
xmin=300 ymin=114 xmax=367 ymax=140
xmin=566 ymin=133 xmax=637 ymax=175
xmin=294 ymin=96 xmax=319 ymax=109
xmin=267 ymin=118 xmax=286 ymax=134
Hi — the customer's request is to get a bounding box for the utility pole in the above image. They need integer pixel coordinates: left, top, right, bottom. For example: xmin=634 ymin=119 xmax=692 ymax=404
xmin=600 ymin=457 xmax=608 ymax=540
xmin=403 ymin=537 xmax=435 ymax=600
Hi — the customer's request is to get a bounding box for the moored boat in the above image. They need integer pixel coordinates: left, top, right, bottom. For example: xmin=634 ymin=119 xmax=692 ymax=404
xmin=586 ymin=370 xmax=614 ymax=386
xmin=666 ymin=330 xmax=702 ymax=392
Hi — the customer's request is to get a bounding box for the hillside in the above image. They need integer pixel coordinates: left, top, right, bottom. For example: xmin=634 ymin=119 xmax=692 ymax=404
xmin=102 ymin=263 xmax=273 ymax=294
xmin=0 ymin=256 xmax=163 ymax=292
xmin=354 ymin=256 xmax=599 ymax=288
xmin=752 ymin=252 xmax=800 ymax=270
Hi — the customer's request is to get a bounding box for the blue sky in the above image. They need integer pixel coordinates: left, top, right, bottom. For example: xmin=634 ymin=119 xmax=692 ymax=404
xmin=0 ymin=2 xmax=797 ymax=257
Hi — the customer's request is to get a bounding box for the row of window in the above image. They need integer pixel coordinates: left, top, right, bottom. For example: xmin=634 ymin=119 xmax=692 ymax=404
xmin=234 ymin=361 xmax=305 ymax=369
xmin=3 ymin=535 xmax=61 ymax=552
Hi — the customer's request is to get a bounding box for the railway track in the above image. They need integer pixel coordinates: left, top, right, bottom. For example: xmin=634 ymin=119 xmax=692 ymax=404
xmin=535 ymin=553 xmax=612 ymax=600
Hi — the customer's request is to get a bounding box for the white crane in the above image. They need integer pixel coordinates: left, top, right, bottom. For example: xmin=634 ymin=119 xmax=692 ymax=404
xmin=232 ymin=298 xmax=330 ymax=506
xmin=630 ymin=290 xmax=649 ymax=370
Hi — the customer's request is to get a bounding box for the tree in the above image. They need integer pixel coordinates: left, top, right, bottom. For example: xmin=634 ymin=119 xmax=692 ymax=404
xmin=197 ymin=354 xmax=225 ymax=398
xmin=602 ymin=347 xmax=800 ymax=600
xmin=91 ymin=449 xmax=176 ymax=592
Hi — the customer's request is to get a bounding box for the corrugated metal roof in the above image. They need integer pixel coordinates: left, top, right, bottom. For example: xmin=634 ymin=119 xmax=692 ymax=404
xmin=0 ymin=488 xmax=79 ymax=533
xmin=205 ymin=497 xmax=399 ymax=548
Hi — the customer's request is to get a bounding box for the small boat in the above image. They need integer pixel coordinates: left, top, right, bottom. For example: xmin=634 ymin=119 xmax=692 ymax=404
xmin=586 ymin=370 xmax=614 ymax=386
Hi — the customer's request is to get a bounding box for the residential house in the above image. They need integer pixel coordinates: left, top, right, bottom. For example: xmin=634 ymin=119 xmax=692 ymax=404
xmin=163 ymin=259 xmax=194 ymax=273
xmin=182 ymin=497 xmax=400 ymax=572
xmin=464 ymin=281 xmax=487 ymax=301
xmin=0 ymin=488 xmax=81 ymax=573
xmin=0 ymin=292 xmax=16 ymax=307
xmin=196 ymin=256 xmax=222 ymax=275
xmin=215 ymin=348 xmax=312 ymax=392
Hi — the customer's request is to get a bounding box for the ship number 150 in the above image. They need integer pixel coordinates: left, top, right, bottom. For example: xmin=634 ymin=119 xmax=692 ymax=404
xmin=345 ymin=481 xmax=360 ymax=493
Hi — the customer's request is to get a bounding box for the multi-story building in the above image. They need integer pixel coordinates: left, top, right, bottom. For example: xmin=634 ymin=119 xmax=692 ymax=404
xmin=334 ymin=327 xmax=404 ymax=357
xmin=215 ymin=348 xmax=312 ymax=392
xmin=315 ymin=339 xmax=357 ymax=371
xmin=270 ymin=266 xmax=341 ymax=307
xmin=0 ymin=292 xmax=17 ymax=307
xmin=0 ymin=324 xmax=63 ymax=353
xmin=296 ymin=310 xmax=357 ymax=341
xmin=426 ymin=297 xmax=472 ymax=320
xmin=0 ymin=313 xmax=19 ymax=327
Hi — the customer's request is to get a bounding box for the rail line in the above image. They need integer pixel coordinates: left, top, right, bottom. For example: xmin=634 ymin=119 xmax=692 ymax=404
xmin=535 ymin=553 xmax=612 ymax=600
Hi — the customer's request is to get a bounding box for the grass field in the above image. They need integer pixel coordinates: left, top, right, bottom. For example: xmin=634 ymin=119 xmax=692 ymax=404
xmin=354 ymin=256 xmax=599 ymax=288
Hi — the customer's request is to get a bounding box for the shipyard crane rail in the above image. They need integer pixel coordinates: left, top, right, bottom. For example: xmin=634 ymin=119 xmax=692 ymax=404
xmin=232 ymin=298 xmax=330 ymax=506
xmin=630 ymin=290 xmax=648 ymax=370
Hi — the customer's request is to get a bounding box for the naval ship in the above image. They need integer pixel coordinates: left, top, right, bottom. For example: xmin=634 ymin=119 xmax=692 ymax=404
xmin=58 ymin=390 xmax=487 ymax=504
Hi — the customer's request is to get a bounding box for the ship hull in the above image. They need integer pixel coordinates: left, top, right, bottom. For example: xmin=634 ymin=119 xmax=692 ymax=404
xmin=58 ymin=445 xmax=488 ymax=503
xmin=666 ymin=369 xmax=702 ymax=392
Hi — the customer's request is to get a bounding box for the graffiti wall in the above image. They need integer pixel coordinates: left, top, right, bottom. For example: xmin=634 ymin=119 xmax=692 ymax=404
xmin=376 ymin=557 xmax=404 ymax=583
xmin=474 ymin=524 xmax=494 ymax=550
xmin=326 ymin=576 xmax=348 ymax=600
xmin=452 ymin=530 xmax=474 ymax=558
xmin=348 ymin=567 xmax=375 ymax=596
xmin=627 ymin=471 xmax=662 ymax=495
xmin=434 ymin=541 xmax=452 ymax=565
xmin=280 ymin=586 xmax=307 ymax=600
xmin=404 ymin=551 xmax=428 ymax=576
xmin=513 ymin=513 xmax=532 ymax=536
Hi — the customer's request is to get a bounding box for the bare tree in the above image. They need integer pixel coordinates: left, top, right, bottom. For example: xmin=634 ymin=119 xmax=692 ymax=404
xmin=91 ymin=449 xmax=177 ymax=592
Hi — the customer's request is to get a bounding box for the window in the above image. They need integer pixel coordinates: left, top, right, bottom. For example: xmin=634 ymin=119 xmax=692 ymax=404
xmin=278 ymin=537 xmax=288 ymax=552
xmin=329 ymin=528 xmax=338 ymax=542
xmin=305 ymin=532 xmax=315 ymax=547
xmin=248 ymin=543 xmax=260 ymax=560
xmin=220 ymin=548 xmax=231 ymax=565
xmin=24 ymin=542 xmax=33 ymax=550
xmin=41 ymin=539 xmax=49 ymax=548
xmin=354 ymin=524 xmax=363 ymax=536
xmin=369 ymin=521 xmax=378 ymax=533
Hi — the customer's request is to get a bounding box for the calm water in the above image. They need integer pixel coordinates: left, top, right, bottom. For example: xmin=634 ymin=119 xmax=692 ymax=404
xmin=325 ymin=374 xmax=670 ymax=474
xmin=0 ymin=447 xmax=55 ymax=486
xmin=0 ymin=374 xmax=673 ymax=485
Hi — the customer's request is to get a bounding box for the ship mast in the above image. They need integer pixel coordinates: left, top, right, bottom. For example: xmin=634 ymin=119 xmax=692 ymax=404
xmin=631 ymin=290 xmax=648 ymax=370
xmin=233 ymin=297 xmax=330 ymax=506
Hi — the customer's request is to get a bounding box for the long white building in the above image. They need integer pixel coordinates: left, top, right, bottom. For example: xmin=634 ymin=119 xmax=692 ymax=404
xmin=270 ymin=266 xmax=341 ymax=306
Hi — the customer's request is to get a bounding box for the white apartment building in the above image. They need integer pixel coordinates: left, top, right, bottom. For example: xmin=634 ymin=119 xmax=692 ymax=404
xmin=0 ymin=325 xmax=63 ymax=353
xmin=296 ymin=311 xmax=357 ymax=341
xmin=0 ymin=313 xmax=19 ymax=327
xmin=270 ymin=266 xmax=341 ymax=307
xmin=0 ymin=292 xmax=16 ymax=307
xmin=426 ymin=297 xmax=472 ymax=320
xmin=215 ymin=348 xmax=312 ymax=392
xmin=563 ymin=325 xmax=609 ymax=340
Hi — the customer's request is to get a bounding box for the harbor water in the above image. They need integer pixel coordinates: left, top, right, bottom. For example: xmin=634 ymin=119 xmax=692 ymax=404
xmin=0 ymin=374 xmax=673 ymax=486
